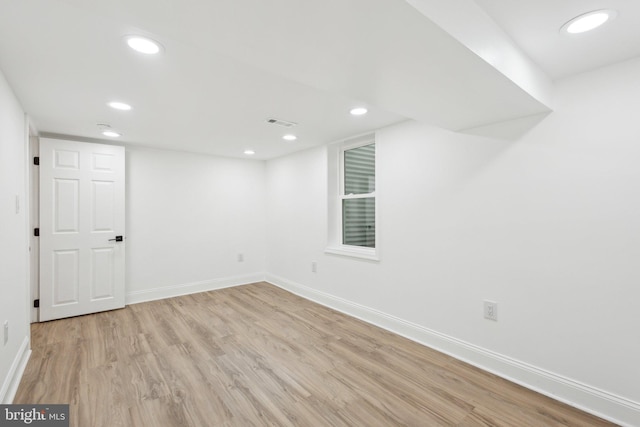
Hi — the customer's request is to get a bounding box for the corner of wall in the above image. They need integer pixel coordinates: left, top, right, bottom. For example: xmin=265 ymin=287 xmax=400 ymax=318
xmin=126 ymin=273 xmax=266 ymax=305
xmin=0 ymin=337 xmax=31 ymax=403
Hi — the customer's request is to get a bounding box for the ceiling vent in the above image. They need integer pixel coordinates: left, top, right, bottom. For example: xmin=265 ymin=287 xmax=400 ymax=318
xmin=266 ymin=118 xmax=297 ymax=128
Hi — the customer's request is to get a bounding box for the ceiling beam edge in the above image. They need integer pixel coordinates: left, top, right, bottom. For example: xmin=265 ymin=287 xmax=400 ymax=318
xmin=405 ymin=0 xmax=554 ymax=111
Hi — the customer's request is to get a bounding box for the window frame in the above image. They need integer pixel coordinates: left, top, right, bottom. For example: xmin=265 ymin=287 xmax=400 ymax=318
xmin=326 ymin=135 xmax=379 ymax=261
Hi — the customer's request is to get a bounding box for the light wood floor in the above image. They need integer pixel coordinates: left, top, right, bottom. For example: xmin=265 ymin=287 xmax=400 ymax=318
xmin=16 ymin=282 xmax=615 ymax=426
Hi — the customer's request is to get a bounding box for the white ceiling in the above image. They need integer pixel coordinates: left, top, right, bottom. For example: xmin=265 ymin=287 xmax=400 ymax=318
xmin=475 ymin=0 xmax=640 ymax=80
xmin=0 ymin=0 xmax=638 ymax=159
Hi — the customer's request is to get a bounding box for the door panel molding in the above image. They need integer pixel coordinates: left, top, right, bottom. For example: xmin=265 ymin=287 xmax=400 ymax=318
xmin=39 ymin=138 xmax=125 ymax=321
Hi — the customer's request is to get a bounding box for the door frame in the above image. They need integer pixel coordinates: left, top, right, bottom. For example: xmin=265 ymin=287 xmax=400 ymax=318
xmin=37 ymin=137 xmax=126 ymax=321
xmin=29 ymin=135 xmax=126 ymax=322
xmin=29 ymin=134 xmax=39 ymax=323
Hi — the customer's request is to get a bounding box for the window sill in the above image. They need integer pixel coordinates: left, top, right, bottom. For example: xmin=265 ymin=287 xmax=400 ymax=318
xmin=325 ymin=246 xmax=379 ymax=262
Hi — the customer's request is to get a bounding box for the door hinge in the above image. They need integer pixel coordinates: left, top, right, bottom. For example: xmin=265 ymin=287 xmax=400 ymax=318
xmin=33 ymin=299 xmax=40 ymax=308
xmin=33 ymin=156 xmax=40 ymax=165
xmin=34 ymin=228 xmax=40 ymax=237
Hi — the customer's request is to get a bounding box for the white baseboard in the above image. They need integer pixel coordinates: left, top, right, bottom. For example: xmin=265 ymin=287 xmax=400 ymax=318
xmin=126 ymin=273 xmax=265 ymax=305
xmin=0 ymin=335 xmax=31 ymax=404
xmin=266 ymin=273 xmax=640 ymax=427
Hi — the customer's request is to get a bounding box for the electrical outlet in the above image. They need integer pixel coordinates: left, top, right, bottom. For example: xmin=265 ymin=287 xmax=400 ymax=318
xmin=237 ymin=253 xmax=244 ymax=262
xmin=311 ymin=261 xmax=317 ymax=273
xmin=3 ymin=321 xmax=8 ymax=345
xmin=484 ymin=301 xmax=498 ymax=321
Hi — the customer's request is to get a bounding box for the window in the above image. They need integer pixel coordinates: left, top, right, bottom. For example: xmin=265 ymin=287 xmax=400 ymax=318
xmin=342 ymin=143 xmax=375 ymax=248
xmin=326 ymin=135 xmax=378 ymax=261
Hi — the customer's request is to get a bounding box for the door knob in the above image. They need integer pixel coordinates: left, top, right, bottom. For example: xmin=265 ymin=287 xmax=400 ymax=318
xmin=108 ymin=235 xmax=124 ymax=242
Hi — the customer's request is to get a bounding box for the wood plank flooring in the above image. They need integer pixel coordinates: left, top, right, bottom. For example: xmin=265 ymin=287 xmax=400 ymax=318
xmin=15 ymin=282 xmax=616 ymax=426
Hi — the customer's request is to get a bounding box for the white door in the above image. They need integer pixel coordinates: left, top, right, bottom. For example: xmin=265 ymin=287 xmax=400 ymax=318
xmin=39 ymin=138 xmax=126 ymax=321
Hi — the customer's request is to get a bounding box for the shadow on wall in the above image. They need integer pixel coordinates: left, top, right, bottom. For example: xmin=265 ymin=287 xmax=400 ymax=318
xmin=460 ymin=112 xmax=551 ymax=141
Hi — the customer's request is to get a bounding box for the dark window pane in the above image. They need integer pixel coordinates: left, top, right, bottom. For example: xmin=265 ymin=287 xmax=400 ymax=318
xmin=342 ymin=197 xmax=375 ymax=248
xmin=344 ymin=144 xmax=375 ymax=195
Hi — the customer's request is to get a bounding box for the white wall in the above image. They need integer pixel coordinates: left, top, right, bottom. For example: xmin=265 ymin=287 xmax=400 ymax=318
xmin=266 ymin=57 xmax=640 ymax=425
xmin=2 ymin=43 xmax=637 ymax=423
xmin=125 ymin=147 xmax=266 ymax=303
xmin=0 ymin=69 xmax=30 ymax=402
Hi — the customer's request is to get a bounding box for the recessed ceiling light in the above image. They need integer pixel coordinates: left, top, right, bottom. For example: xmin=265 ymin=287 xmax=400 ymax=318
xmin=283 ymin=134 xmax=297 ymax=141
xmin=350 ymin=107 xmax=368 ymax=116
xmin=244 ymin=149 xmax=255 ymax=155
xmin=125 ymin=36 xmax=162 ymax=54
xmin=108 ymin=101 xmax=132 ymax=111
xmin=102 ymin=130 xmax=121 ymax=138
xmin=562 ymin=10 xmax=617 ymax=34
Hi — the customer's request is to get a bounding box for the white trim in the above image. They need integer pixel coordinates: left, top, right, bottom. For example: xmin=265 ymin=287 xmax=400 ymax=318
xmin=265 ymin=273 xmax=640 ymax=427
xmin=325 ymin=246 xmax=379 ymax=262
xmin=334 ymin=133 xmax=375 ymax=149
xmin=125 ymin=273 xmax=265 ymax=305
xmin=342 ymin=192 xmax=375 ymax=200
xmin=29 ymin=133 xmax=40 ymax=323
xmin=24 ymin=117 xmax=34 ymax=325
xmin=0 ymin=336 xmax=31 ymax=404
xmin=328 ymin=135 xmax=379 ymax=258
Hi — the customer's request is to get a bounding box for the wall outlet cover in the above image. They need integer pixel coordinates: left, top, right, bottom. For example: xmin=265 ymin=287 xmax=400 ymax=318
xmin=484 ymin=300 xmax=498 ymax=321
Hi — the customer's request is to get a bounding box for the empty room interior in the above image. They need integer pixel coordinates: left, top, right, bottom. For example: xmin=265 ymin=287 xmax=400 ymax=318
xmin=1 ymin=0 xmax=639 ymax=426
